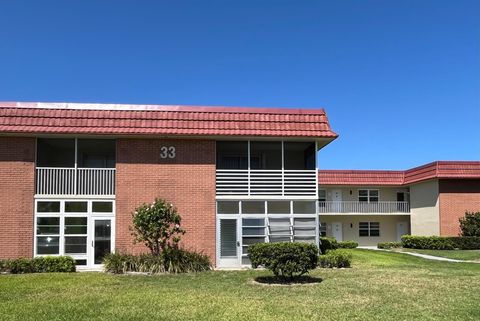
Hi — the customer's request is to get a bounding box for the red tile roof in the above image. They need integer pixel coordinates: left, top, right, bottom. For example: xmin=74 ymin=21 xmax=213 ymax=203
xmin=318 ymin=161 xmax=480 ymax=186
xmin=0 ymin=102 xmax=338 ymax=139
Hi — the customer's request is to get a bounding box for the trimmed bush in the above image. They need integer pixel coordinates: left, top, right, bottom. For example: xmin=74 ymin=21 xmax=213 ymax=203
xmin=249 ymin=242 xmax=319 ymax=280
xmin=103 ymin=248 xmax=211 ymax=274
xmin=337 ymin=241 xmax=358 ymax=249
xmin=402 ymin=236 xmax=454 ymax=250
xmin=401 ymin=236 xmax=480 ymax=250
xmin=0 ymin=256 xmax=75 ymax=274
xmin=377 ymin=242 xmax=402 ymax=249
xmin=319 ymin=250 xmax=352 ymax=268
xmin=319 ymin=237 xmax=338 ymax=254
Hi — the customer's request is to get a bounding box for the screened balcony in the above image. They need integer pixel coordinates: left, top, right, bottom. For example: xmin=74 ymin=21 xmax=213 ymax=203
xmin=318 ymin=201 xmax=410 ymax=214
xmin=35 ymin=138 xmax=116 ymax=196
xmin=216 ymin=141 xmax=317 ymax=197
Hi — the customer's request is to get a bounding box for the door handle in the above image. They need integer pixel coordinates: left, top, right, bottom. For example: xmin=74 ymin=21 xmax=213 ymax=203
xmin=92 ymin=240 xmax=94 ymax=247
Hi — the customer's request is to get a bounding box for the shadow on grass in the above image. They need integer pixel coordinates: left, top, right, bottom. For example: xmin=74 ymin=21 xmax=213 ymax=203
xmin=251 ymin=275 xmax=323 ymax=286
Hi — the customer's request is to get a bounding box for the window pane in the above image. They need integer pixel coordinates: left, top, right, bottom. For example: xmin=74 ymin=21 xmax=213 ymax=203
xmin=359 ymin=222 xmax=369 ymax=229
xmin=370 ymin=229 xmax=380 ymax=237
xmin=37 ymin=236 xmax=60 ymax=254
xmin=370 ymin=222 xmax=380 ymax=229
xmin=65 ymin=202 xmax=87 ymax=213
xmin=369 ymin=190 xmax=379 ymax=197
xmin=37 ymin=138 xmax=75 ymax=167
xmin=92 ymin=202 xmax=113 ymax=213
xmin=37 ymin=201 xmax=60 ymax=213
xmin=65 ymin=236 xmax=87 ymax=254
xmin=283 ymin=142 xmax=316 ymax=170
xmin=294 ymin=218 xmax=316 ymax=227
xmin=242 ymin=218 xmax=265 ymax=226
xmin=369 ymin=197 xmax=379 ymax=203
xmin=37 ymin=217 xmax=60 ymax=235
xmin=359 ymin=229 xmax=369 ymax=237
xmin=217 ymin=201 xmax=239 ymax=214
xmin=359 ymin=190 xmax=368 ymax=197
xmin=270 ymin=236 xmax=291 ymax=242
xmin=319 ymin=222 xmax=327 ymax=237
xmin=242 ymin=201 xmax=265 ymax=214
xmin=65 ymin=217 xmax=87 ymax=234
xmin=77 ymin=139 xmax=116 ymax=168
xmin=242 ymin=227 xmax=265 ymax=236
xmin=75 ymin=259 xmax=87 ymax=266
xmin=250 ymin=141 xmax=282 ymax=170
xmin=220 ymin=219 xmax=237 ymax=257
xmin=216 ymin=141 xmax=248 ymax=169
xmin=293 ymin=201 xmax=316 ymax=214
xmin=267 ymin=201 xmax=290 ymax=214
xmin=359 ymin=196 xmax=368 ymax=202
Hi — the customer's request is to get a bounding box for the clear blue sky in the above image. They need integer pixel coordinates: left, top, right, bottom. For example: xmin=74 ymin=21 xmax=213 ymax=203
xmin=0 ymin=0 xmax=479 ymax=169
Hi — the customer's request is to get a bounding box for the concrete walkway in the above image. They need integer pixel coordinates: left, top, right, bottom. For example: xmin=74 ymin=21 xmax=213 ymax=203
xmin=357 ymin=246 xmax=479 ymax=263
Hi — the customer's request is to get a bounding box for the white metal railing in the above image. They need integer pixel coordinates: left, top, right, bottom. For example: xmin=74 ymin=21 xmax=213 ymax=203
xmin=36 ymin=167 xmax=115 ymax=196
xmin=318 ymin=201 xmax=410 ymax=214
xmin=216 ymin=169 xmax=317 ymax=196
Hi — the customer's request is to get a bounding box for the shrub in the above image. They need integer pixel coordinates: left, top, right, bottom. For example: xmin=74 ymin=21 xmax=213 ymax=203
xmin=377 ymin=242 xmax=402 ymax=249
xmin=103 ymin=248 xmax=211 ymax=274
xmin=319 ymin=237 xmax=338 ymax=254
xmin=248 ymin=242 xmax=319 ymax=280
xmin=402 ymin=236 xmax=454 ymax=250
xmin=337 ymin=241 xmax=358 ymax=249
xmin=131 ymin=198 xmax=186 ymax=255
xmin=459 ymin=211 xmax=480 ymax=237
xmin=319 ymin=250 xmax=352 ymax=268
xmin=447 ymin=236 xmax=480 ymax=250
xmin=0 ymin=256 xmax=75 ymax=274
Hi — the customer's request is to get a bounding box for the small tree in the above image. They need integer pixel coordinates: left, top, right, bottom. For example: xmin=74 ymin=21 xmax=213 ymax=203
xmin=130 ymin=198 xmax=185 ymax=255
xmin=459 ymin=211 xmax=480 ymax=237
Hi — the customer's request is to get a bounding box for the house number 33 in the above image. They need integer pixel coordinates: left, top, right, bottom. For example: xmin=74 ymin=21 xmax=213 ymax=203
xmin=160 ymin=146 xmax=176 ymax=159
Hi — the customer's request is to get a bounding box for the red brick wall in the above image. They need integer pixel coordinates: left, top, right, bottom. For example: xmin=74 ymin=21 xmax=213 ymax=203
xmin=0 ymin=137 xmax=35 ymax=258
xmin=439 ymin=179 xmax=480 ymax=236
xmin=115 ymin=138 xmax=216 ymax=263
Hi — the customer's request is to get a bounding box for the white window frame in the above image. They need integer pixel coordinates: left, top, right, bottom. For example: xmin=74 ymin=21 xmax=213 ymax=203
xmin=34 ymin=198 xmax=115 ymax=268
xmin=358 ymin=189 xmax=379 ymax=203
xmin=359 ymin=221 xmax=380 ymax=237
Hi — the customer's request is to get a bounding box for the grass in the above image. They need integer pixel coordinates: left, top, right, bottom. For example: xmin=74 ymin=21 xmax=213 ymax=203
xmin=392 ymin=248 xmax=480 ymax=261
xmin=1 ymin=249 xmax=480 ymax=321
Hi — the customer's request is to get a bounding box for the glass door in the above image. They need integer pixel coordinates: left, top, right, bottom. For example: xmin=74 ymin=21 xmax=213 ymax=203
xmin=91 ymin=218 xmax=113 ymax=266
xmin=217 ymin=218 xmax=240 ymax=268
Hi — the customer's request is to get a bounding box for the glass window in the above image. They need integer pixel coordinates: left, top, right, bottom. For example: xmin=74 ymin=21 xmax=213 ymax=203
xmin=359 ymin=222 xmax=380 ymax=237
xmin=37 ymin=217 xmax=60 ymax=235
xmin=358 ymin=189 xmax=379 ymax=203
xmin=293 ymin=201 xmax=316 ymax=214
xmin=36 ymin=138 xmax=75 ymax=167
xmin=65 ymin=201 xmax=88 ymax=213
xmin=36 ymin=217 xmax=60 ymax=255
xmin=318 ymin=190 xmax=326 ymax=202
xmin=65 ymin=217 xmax=87 ymax=234
xmin=64 ymin=236 xmax=87 ymax=254
xmin=283 ymin=142 xmax=316 ymax=170
xmin=216 ymin=141 xmax=248 ymax=169
xmin=242 ymin=201 xmax=265 ymax=214
xmin=37 ymin=201 xmax=60 ymax=213
xmin=92 ymin=202 xmax=113 ymax=213
xmin=250 ymin=141 xmax=282 ymax=170
xmin=267 ymin=201 xmax=290 ymax=214
xmin=77 ymin=139 xmax=116 ymax=168
xmin=217 ymin=201 xmax=239 ymax=214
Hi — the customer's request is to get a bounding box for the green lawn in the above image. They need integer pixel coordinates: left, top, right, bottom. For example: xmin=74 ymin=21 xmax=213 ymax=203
xmin=392 ymin=248 xmax=480 ymax=261
xmin=1 ymin=250 xmax=480 ymax=321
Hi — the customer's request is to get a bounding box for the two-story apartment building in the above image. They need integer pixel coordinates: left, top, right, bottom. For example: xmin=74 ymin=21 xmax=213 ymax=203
xmin=0 ymin=102 xmax=478 ymax=269
xmin=318 ymin=162 xmax=480 ymax=246
xmin=0 ymin=102 xmax=338 ymax=269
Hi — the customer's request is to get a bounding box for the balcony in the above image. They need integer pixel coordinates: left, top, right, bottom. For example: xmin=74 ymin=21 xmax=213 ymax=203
xmin=36 ymin=167 xmax=116 ymax=196
xmin=216 ymin=169 xmax=317 ymax=197
xmin=318 ymin=201 xmax=410 ymax=214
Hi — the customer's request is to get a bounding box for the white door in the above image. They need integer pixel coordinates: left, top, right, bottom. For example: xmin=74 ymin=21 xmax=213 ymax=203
xmin=217 ymin=218 xmax=240 ymax=268
xmin=90 ymin=217 xmax=114 ymax=267
xmin=332 ymin=222 xmax=343 ymax=241
xmin=396 ymin=221 xmax=408 ymax=242
xmin=332 ymin=189 xmax=342 ymax=212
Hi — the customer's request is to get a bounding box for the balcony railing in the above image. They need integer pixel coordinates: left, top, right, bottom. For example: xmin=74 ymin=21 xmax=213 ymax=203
xmin=216 ymin=169 xmax=317 ymax=196
xmin=36 ymin=167 xmax=116 ymax=196
xmin=318 ymin=201 xmax=410 ymax=214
